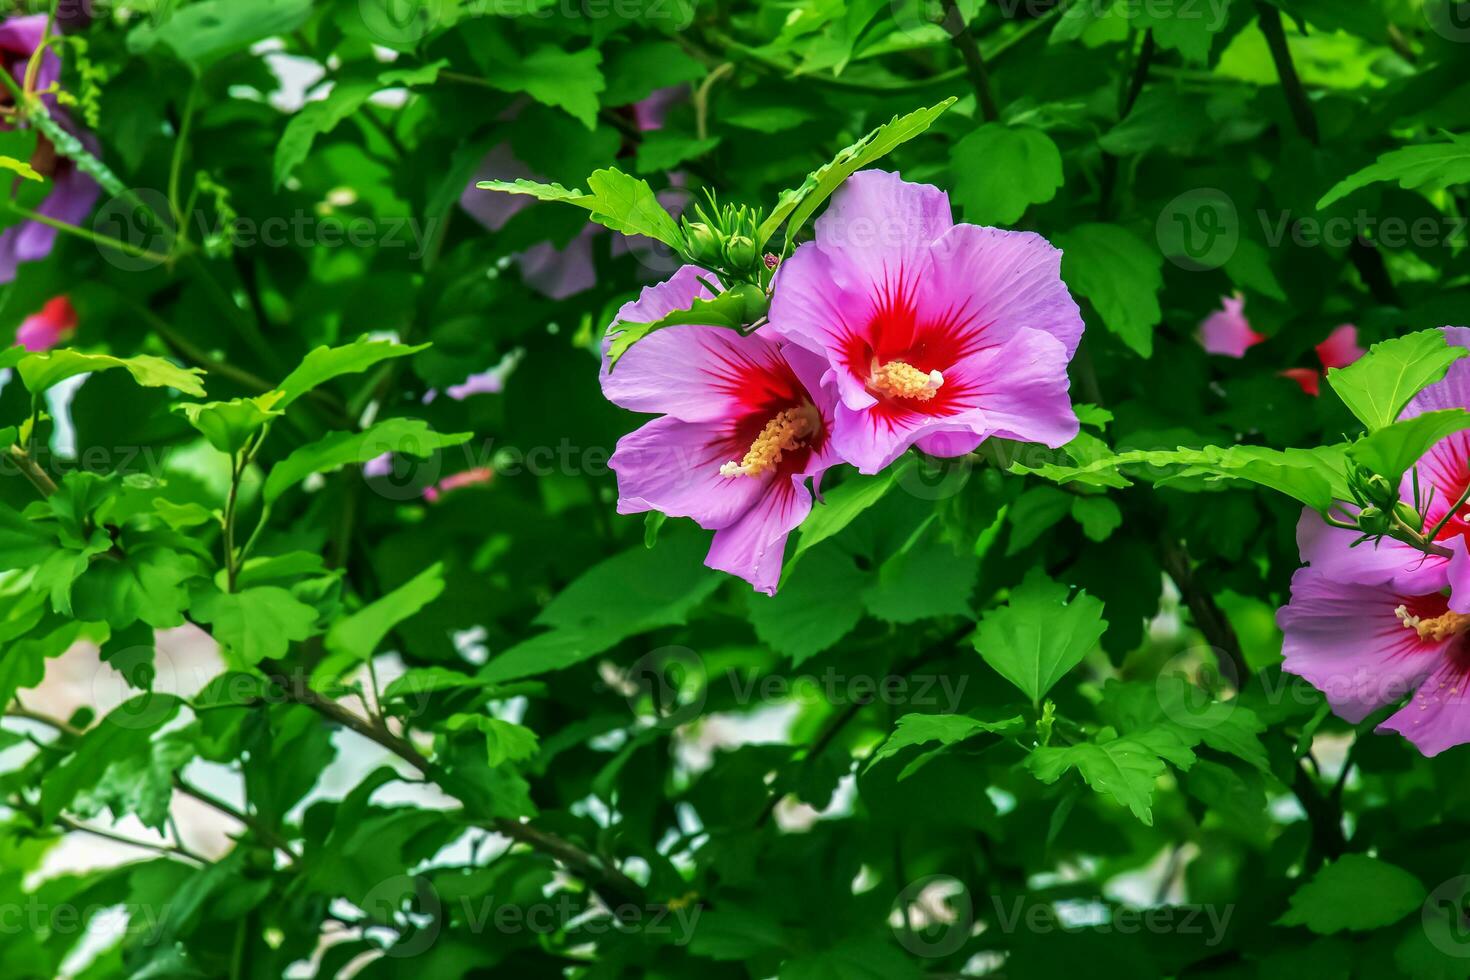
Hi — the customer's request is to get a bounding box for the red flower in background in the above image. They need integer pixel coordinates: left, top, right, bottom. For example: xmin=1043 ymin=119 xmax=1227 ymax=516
xmin=15 ymin=294 xmax=75 ymax=351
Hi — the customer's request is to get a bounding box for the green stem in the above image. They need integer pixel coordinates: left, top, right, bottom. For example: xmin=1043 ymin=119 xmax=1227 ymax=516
xmin=2 ymin=201 xmax=173 ymax=265
xmin=169 ymin=83 xmax=199 ymax=246
xmin=223 ymin=452 xmax=243 ymax=592
xmin=1256 ymin=1 xmax=1320 ymax=145
xmin=940 ymin=0 xmax=999 ymax=121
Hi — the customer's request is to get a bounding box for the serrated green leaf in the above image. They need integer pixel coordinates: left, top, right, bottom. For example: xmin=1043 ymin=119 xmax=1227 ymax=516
xmin=276 ymin=339 xmax=430 ymax=409
xmin=758 ymin=98 xmax=956 ymax=248
xmin=1278 ymin=855 xmax=1426 ymax=934
xmin=1317 ymin=134 xmax=1470 ymax=210
xmin=1327 ymin=329 xmax=1467 ymax=431
xmin=973 ymin=568 xmax=1107 ymax=704
xmin=18 ymin=350 xmax=206 ymax=397
xmin=263 ymin=419 xmax=471 ymax=502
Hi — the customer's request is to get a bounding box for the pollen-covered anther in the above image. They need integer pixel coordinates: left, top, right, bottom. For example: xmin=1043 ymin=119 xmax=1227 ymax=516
xmin=869 ymin=358 xmax=943 ymax=401
xmin=720 ymin=405 xmax=818 ymax=478
xmin=1395 ymin=605 xmax=1470 ymax=642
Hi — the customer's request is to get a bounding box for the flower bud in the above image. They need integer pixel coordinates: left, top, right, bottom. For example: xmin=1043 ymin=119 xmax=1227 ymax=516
xmin=726 ymin=282 xmax=769 ymax=324
xmin=683 ymin=221 xmax=722 ymax=265
xmin=1362 ymin=473 xmax=1397 ymax=507
xmin=724 ymin=234 xmax=757 ymax=271
xmin=1357 ymin=505 xmax=1391 ymax=536
xmin=1394 ymin=502 xmax=1424 ymax=533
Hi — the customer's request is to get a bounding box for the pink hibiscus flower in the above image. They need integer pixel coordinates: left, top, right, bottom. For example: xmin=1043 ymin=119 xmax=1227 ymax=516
xmin=767 ymin=170 xmax=1082 ymax=474
xmin=601 ymin=266 xmax=838 ymax=594
xmin=14 ymin=294 xmax=75 ymax=351
xmin=1198 ymin=293 xmax=1264 ymax=358
xmin=1282 ymin=324 xmax=1366 ymax=396
xmin=1280 ymin=326 xmax=1470 ymax=755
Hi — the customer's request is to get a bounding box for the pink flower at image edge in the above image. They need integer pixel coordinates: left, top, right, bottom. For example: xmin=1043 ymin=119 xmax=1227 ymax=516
xmin=1279 ymin=326 xmax=1470 ymax=755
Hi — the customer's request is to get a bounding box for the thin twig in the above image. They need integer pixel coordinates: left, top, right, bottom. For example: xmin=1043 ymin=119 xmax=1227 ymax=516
xmin=1255 ymin=2 xmax=1319 ymax=145
xmin=940 ymin=0 xmax=999 ymax=121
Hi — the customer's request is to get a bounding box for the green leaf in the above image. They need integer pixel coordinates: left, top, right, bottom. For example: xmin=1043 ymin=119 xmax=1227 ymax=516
xmin=1026 ymin=727 xmax=1196 ymax=826
xmin=606 ymin=288 xmax=748 ymax=369
xmin=324 ymin=563 xmax=445 ymax=665
xmin=1071 ymin=496 xmax=1123 ymax=542
xmin=263 ymin=418 xmax=471 ymax=502
xmin=273 ymin=78 xmax=377 ymax=188
xmin=480 ymin=44 xmax=605 ymax=129
xmin=0 ymin=620 xmax=84 ymax=706
xmin=18 ymin=350 xmax=206 ymax=397
xmin=481 ymin=532 xmax=720 ymax=683
xmin=0 ymin=155 xmax=42 ymax=182
xmin=127 ymin=0 xmax=313 ymax=70
xmin=1006 ymin=485 xmax=1073 ymax=554
xmin=1317 ymin=134 xmax=1470 ymax=210
xmin=973 ymin=568 xmax=1108 ymax=704
xmin=0 ymin=500 xmax=58 ymax=569
xmin=949 ymin=123 xmax=1064 ymax=225
xmin=758 ymin=98 xmax=957 ymax=248
xmin=1057 ymin=224 xmax=1163 ymax=357
xmin=276 ymin=339 xmax=430 ymax=409
xmin=584 ymin=168 xmax=684 ymax=248
xmin=786 ymin=460 xmax=910 ymax=575
xmin=1347 ymin=409 xmax=1470 ymax=483
xmin=1015 ymin=443 xmax=1350 ymax=515
xmin=71 ymin=547 xmax=194 ymax=629
xmin=445 ymin=714 xmax=540 ymax=767
xmin=1326 ymin=329 xmax=1467 ymax=431
xmin=474 ymin=178 xmax=594 ymax=208
xmin=636 ymin=133 xmax=722 ymax=173
xmin=176 ymin=393 xmax=285 ymax=455
xmin=865 ymin=713 xmax=1024 ymax=772
xmin=749 ymin=545 xmax=867 ymax=665
xmin=1141 ymin=0 xmax=1235 ymax=61
xmin=191 ymin=586 xmax=318 ymax=664
xmin=41 ymin=694 xmax=184 ymax=824
xmin=1278 ymin=855 xmax=1427 ymax=934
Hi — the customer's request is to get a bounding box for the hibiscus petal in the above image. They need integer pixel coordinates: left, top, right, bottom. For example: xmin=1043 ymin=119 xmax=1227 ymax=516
xmin=768 ymin=244 xmax=881 ymax=412
xmin=1402 ymin=325 xmax=1470 ymax=419
xmin=1379 ymin=645 xmax=1470 ymax=756
xmin=1314 ymin=324 xmax=1363 ymax=370
xmin=601 ymin=267 xmax=804 ymax=424
xmin=1277 ymin=569 xmax=1445 ymax=724
xmin=1198 ymin=295 xmax=1263 ymax=358
xmin=921 ymin=224 xmax=1084 ymax=357
xmin=705 ymin=475 xmax=814 ymax=595
xmin=609 ymin=415 xmax=767 ymax=529
xmin=812 ymin=169 xmax=953 ymax=283
xmin=947 ymin=327 xmax=1078 ymax=449
xmin=1296 ymin=510 xmax=1449 ymax=594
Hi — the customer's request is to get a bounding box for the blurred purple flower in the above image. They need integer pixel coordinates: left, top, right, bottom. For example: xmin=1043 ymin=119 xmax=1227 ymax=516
xmin=0 ymin=15 xmax=100 ymax=284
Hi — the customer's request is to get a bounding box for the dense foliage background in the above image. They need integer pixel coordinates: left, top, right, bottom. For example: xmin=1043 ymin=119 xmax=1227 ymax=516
xmin=2 ymin=0 xmax=1470 ymax=977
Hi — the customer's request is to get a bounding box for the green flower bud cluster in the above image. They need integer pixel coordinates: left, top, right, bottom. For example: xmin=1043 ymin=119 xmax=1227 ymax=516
xmin=680 ymin=194 xmax=765 ymax=279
